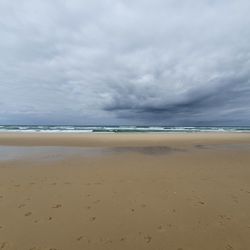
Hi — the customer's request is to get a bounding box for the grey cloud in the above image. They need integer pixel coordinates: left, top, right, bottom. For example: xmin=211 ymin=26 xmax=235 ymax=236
xmin=0 ymin=0 xmax=250 ymax=125
xmin=104 ymin=75 xmax=250 ymax=125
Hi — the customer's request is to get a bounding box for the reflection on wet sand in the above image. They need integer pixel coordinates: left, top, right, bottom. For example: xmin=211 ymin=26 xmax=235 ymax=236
xmin=0 ymin=145 xmax=187 ymax=162
xmin=1 ymin=143 xmax=250 ymax=162
xmin=107 ymin=146 xmax=186 ymax=155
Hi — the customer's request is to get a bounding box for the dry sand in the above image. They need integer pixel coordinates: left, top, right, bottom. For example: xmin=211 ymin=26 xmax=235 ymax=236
xmin=0 ymin=133 xmax=250 ymax=250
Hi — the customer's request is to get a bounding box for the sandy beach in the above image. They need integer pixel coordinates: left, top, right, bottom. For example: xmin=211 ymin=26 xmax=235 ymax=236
xmin=0 ymin=133 xmax=250 ymax=250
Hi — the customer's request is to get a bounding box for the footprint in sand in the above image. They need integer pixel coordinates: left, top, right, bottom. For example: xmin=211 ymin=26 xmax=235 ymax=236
xmin=120 ymin=237 xmax=126 ymax=242
xmin=18 ymin=204 xmax=26 ymax=208
xmin=0 ymin=242 xmax=7 ymax=249
xmin=48 ymin=217 xmax=52 ymax=221
xmin=157 ymin=225 xmax=165 ymax=232
xmin=0 ymin=195 xmax=3 ymax=199
xmin=219 ymin=215 xmax=231 ymax=221
xmin=198 ymin=201 xmax=205 ymax=205
xmin=218 ymin=215 xmax=232 ymax=226
xmin=239 ymin=188 xmax=250 ymax=194
xmin=25 ymin=212 xmax=32 ymax=217
xmin=77 ymin=236 xmax=90 ymax=243
xmin=77 ymin=236 xmax=83 ymax=241
xmin=144 ymin=235 xmax=152 ymax=243
xmin=52 ymin=204 xmax=62 ymax=208
xmin=90 ymin=216 xmax=96 ymax=222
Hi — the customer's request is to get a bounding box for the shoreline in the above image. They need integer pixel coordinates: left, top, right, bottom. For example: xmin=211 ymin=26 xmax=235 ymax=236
xmin=1 ymin=132 xmax=250 ymax=147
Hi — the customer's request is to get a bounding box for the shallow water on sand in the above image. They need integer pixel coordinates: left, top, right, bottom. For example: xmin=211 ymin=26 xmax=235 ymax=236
xmin=0 ymin=145 xmax=186 ymax=162
xmin=1 ymin=143 xmax=250 ymax=162
xmin=0 ymin=146 xmax=107 ymax=161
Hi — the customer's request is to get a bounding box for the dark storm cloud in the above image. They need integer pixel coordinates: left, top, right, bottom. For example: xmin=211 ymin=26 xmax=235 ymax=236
xmin=105 ymin=73 xmax=250 ymax=124
xmin=0 ymin=0 xmax=250 ymax=125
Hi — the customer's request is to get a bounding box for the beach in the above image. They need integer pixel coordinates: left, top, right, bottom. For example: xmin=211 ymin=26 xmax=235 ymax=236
xmin=0 ymin=132 xmax=250 ymax=250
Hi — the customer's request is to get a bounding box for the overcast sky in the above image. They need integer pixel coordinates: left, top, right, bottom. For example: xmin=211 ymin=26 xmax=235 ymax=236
xmin=0 ymin=0 xmax=250 ymax=125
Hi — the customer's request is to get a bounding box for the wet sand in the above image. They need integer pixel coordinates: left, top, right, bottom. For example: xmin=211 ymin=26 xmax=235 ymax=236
xmin=0 ymin=133 xmax=250 ymax=250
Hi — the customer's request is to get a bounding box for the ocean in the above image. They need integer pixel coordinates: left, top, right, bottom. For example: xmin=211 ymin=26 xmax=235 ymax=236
xmin=0 ymin=125 xmax=250 ymax=133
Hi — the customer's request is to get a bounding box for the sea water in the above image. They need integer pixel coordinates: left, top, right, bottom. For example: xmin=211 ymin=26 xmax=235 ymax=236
xmin=0 ymin=125 xmax=250 ymax=133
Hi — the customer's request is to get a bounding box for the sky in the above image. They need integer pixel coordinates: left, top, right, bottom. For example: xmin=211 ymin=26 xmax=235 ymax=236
xmin=0 ymin=0 xmax=250 ymax=125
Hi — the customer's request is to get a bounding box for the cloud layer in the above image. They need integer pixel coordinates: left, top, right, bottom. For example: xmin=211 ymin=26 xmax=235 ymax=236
xmin=0 ymin=0 xmax=250 ymax=125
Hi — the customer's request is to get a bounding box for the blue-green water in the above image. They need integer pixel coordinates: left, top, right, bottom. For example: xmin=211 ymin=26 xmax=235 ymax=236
xmin=0 ymin=125 xmax=250 ymax=133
